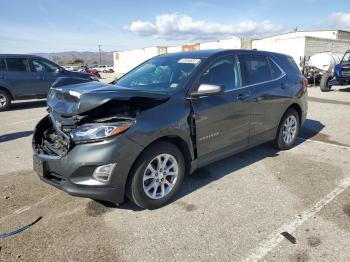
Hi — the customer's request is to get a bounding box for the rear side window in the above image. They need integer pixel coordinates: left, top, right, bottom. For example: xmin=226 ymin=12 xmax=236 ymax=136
xmin=269 ymin=59 xmax=283 ymax=79
xmin=287 ymin=57 xmax=302 ymax=75
xmin=238 ymin=54 xmax=272 ymax=85
xmin=0 ymin=59 xmax=6 ymax=71
xmin=5 ymin=58 xmax=30 ymax=72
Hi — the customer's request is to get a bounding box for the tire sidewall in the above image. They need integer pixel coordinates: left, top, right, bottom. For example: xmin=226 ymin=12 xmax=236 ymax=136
xmin=276 ymin=109 xmax=300 ymax=150
xmin=320 ymin=73 xmax=332 ymax=92
xmin=129 ymin=142 xmax=185 ymax=209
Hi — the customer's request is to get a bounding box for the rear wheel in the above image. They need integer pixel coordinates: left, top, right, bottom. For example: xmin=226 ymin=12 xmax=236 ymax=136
xmin=320 ymin=73 xmax=332 ymax=92
xmin=0 ymin=90 xmax=11 ymax=111
xmin=127 ymin=141 xmax=185 ymax=209
xmin=273 ymin=108 xmax=300 ymax=150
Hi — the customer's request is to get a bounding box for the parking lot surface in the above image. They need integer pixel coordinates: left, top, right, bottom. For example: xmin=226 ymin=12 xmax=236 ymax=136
xmin=1 ymin=86 xmax=350 ymax=261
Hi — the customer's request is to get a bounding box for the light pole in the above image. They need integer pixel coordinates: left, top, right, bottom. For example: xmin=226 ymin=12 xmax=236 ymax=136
xmin=98 ymin=44 xmax=102 ymax=65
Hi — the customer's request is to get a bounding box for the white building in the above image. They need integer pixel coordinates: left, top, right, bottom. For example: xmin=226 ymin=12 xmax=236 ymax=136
xmin=252 ymin=30 xmax=350 ymax=67
xmin=113 ymin=37 xmax=248 ymax=74
xmin=113 ymin=30 xmax=350 ymax=74
xmin=113 ymin=46 xmax=167 ymax=74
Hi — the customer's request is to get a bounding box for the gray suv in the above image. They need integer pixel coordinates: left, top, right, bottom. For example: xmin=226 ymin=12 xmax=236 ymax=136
xmin=0 ymin=54 xmax=98 ymax=111
xmin=33 ymin=50 xmax=308 ymax=209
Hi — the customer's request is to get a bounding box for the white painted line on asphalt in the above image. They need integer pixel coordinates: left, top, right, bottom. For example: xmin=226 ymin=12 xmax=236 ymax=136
xmin=297 ymin=137 xmax=350 ymax=150
xmin=244 ymin=175 xmax=350 ymax=262
xmin=0 ymin=192 xmax=60 ymax=222
xmin=4 ymin=118 xmax=41 ymax=126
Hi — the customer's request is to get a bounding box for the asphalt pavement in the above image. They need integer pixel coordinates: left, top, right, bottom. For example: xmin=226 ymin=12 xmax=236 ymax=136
xmin=0 ymin=85 xmax=349 ymax=262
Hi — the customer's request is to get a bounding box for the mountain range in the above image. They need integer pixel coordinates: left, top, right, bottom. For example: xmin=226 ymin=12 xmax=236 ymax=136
xmin=33 ymin=51 xmax=114 ymax=66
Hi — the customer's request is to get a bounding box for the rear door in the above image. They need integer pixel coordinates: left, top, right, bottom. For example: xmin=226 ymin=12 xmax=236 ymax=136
xmin=4 ymin=57 xmax=41 ymax=98
xmin=191 ymin=55 xmax=251 ymax=163
xmin=238 ymin=54 xmax=289 ymax=145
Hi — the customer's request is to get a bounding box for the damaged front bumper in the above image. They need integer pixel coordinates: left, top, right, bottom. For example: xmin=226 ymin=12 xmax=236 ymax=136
xmin=32 ymin=115 xmax=144 ymax=204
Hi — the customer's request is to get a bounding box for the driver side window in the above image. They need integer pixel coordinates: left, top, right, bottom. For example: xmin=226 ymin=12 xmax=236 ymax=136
xmin=32 ymin=59 xmax=59 ymax=73
xmin=199 ymin=56 xmax=241 ymax=91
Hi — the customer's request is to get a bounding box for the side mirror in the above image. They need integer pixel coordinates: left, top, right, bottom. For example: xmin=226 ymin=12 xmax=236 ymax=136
xmin=191 ymin=84 xmax=224 ymax=97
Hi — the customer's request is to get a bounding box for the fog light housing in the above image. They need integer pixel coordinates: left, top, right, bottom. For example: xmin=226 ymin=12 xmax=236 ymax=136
xmin=92 ymin=163 xmax=116 ymax=183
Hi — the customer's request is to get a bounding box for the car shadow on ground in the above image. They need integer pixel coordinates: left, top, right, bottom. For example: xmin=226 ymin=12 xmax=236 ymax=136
xmin=298 ymin=119 xmax=325 ymax=141
xmin=96 ymin=118 xmax=325 ymax=211
xmin=338 ymin=87 xmax=350 ymax=92
xmin=0 ymin=131 xmax=33 ymax=143
xmin=6 ymin=100 xmax=46 ymax=111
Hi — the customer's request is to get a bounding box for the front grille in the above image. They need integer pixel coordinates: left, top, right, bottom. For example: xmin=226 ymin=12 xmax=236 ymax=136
xmin=341 ymin=70 xmax=350 ymax=77
xmin=44 ymin=172 xmax=65 ymax=185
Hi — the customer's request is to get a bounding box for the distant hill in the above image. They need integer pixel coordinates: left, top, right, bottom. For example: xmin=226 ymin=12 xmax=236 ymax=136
xmin=33 ymin=51 xmax=114 ymax=66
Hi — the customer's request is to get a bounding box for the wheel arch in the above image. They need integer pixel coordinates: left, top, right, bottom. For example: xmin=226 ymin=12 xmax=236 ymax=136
xmin=127 ymin=135 xmax=194 ymax=182
xmin=288 ymin=103 xmax=302 ymax=123
xmin=0 ymin=86 xmax=14 ymax=100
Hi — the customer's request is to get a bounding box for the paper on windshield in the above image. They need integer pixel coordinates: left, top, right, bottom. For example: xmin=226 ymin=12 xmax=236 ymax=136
xmin=178 ymin=58 xmax=201 ymax=64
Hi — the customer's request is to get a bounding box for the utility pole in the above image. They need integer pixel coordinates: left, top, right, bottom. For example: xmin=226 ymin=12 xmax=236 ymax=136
xmin=98 ymin=44 xmax=102 ymax=65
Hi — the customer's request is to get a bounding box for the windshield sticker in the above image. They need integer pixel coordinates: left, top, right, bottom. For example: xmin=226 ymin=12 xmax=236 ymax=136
xmin=178 ymin=58 xmax=201 ymax=64
xmin=170 ymin=83 xmax=178 ymax=88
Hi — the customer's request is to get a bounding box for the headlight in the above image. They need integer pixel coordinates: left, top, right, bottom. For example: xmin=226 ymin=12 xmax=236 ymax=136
xmin=70 ymin=121 xmax=133 ymax=143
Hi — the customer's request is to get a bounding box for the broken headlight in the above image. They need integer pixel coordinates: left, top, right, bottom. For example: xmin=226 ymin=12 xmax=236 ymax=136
xmin=70 ymin=121 xmax=133 ymax=143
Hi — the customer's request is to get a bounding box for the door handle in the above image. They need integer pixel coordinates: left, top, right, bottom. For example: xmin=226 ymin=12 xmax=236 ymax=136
xmin=236 ymin=93 xmax=250 ymax=100
xmin=36 ymin=76 xmax=44 ymax=80
xmin=0 ymin=75 xmax=6 ymax=80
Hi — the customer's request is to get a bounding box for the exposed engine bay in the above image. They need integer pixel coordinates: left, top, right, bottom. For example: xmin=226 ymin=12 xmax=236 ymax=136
xmin=33 ymin=79 xmax=170 ymax=157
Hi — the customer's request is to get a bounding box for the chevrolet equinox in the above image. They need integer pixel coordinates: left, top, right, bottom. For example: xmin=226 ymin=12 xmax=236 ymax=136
xmin=33 ymin=50 xmax=308 ymax=209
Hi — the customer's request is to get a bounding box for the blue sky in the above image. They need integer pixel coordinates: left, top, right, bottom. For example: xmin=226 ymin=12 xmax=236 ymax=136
xmin=0 ymin=0 xmax=349 ymax=53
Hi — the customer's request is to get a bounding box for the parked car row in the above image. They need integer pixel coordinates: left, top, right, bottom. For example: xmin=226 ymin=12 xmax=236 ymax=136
xmin=0 ymin=54 xmax=98 ymax=111
xmin=63 ymin=65 xmax=114 ymax=73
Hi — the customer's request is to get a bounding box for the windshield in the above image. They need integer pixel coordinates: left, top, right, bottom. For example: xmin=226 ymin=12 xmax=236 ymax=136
xmin=115 ymin=56 xmax=202 ymax=93
xmin=341 ymin=51 xmax=350 ymax=65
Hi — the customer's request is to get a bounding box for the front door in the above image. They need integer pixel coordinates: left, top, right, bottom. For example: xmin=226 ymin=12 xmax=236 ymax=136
xmin=191 ymin=55 xmax=251 ymax=162
xmin=30 ymin=58 xmax=63 ymax=96
xmin=4 ymin=57 xmax=42 ymax=98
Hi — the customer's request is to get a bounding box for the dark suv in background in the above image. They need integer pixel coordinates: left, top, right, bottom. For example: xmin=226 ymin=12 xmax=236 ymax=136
xmin=0 ymin=54 xmax=98 ymax=111
xmin=33 ymin=49 xmax=308 ymax=209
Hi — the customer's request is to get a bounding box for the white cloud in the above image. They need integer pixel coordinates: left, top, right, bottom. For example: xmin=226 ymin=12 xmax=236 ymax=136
xmin=124 ymin=13 xmax=282 ymax=40
xmin=328 ymin=12 xmax=350 ymax=28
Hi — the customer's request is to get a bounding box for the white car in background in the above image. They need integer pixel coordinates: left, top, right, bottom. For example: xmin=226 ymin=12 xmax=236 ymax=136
xmin=92 ymin=65 xmax=114 ymax=73
xmin=63 ymin=66 xmax=79 ymax=71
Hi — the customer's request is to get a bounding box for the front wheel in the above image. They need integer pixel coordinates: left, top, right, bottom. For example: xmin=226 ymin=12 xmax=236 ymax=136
xmin=0 ymin=90 xmax=11 ymax=111
xmin=273 ymin=108 xmax=300 ymax=150
xmin=127 ymin=141 xmax=185 ymax=209
xmin=320 ymin=73 xmax=332 ymax=92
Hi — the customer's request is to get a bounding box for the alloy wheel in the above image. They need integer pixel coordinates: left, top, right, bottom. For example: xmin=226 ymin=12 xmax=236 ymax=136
xmin=282 ymin=115 xmax=297 ymax=144
xmin=143 ymin=154 xmax=179 ymax=200
xmin=0 ymin=94 xmax=7 ymax=108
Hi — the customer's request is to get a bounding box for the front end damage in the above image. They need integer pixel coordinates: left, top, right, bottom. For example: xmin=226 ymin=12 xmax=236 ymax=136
xmin=33 ymin=80 xmax=169 ymax=203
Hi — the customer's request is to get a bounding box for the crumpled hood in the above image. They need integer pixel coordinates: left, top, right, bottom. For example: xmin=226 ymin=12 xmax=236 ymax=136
xmin=47 ymin=79 xmax=171 ymax=116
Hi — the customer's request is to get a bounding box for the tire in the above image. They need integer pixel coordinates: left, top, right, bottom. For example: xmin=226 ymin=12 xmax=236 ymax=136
xmin=0 ymin=90 xmax=11 ymax=111
xmin=127 ymin=141 xmax=185 ymax=209
xmin=273 ymin=108 xmax=300 ymax=150
xmin=320 ymin=73 xmax=332 ymax=92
